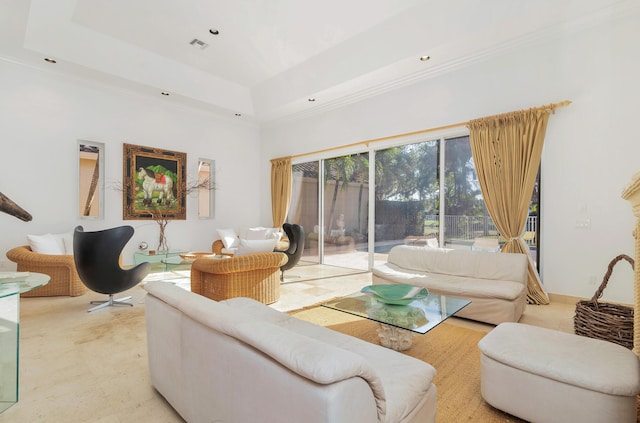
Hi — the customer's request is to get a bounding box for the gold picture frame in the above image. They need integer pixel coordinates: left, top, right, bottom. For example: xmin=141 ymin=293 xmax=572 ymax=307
xmin=123 ymin=143 xmax=186 ymax=220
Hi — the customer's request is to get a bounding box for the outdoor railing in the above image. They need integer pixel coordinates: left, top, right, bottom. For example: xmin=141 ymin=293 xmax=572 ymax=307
xmin=425 ymin=215 xmax=537 ymax=246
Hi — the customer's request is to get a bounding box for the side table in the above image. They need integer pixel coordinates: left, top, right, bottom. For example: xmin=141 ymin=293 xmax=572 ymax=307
xmin=134 ymin=250 xmax=185 ymax=273
xmin=0 ymin=272 xmax=50 ymax=413
xmin=162 ymin=252 xmax=225 ymax=272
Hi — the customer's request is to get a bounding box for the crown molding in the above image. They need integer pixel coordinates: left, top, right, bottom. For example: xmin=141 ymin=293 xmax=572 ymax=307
xmin=262 ymin=0 xmax=638 ymax=126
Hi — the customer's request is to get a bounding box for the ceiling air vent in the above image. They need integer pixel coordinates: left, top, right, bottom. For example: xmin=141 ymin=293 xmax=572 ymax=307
xmin=189 ymin=38 xmax=209 ymax=50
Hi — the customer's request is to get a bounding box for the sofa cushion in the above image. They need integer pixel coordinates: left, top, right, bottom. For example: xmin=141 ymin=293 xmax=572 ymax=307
xmin=223 ymin=297 xmax=436 ymax=423
xmin=373 ymin=263 xmax=525 ymax=301
xmin=387 ymin=246 xmax=528 ymax=284
xmin=265 ymin=227 xmax=283 ymax=242
xmin=27 ymin=233 xmax=64 ymax=255
xmin=217 ymin=228 xmax=239 ymax=249
xmin=244 ymin=227 xmax=283 ymax=242
xmin=245 ymin=227 xmax=269 ymax=240
xmin=235 ymin=238 xmax=277 ymax=256
xmin=231 ymin=320 xmax=387 ymax=418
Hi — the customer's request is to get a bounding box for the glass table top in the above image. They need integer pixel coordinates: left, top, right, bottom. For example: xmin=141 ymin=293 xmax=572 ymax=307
xmin=0 ymin=272 xmax=50 ymax=298
xmin=322 ymin=288 xmax=471 ymax=335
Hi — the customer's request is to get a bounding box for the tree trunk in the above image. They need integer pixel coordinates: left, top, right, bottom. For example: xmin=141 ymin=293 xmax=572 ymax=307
xmin=157 ymin=221 xmax=169 ymax=251
xmin=327 ymin=179 xmax=340 ymax=233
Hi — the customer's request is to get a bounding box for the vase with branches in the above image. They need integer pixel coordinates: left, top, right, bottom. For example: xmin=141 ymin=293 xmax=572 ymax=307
xmin=112 ymin=174 xmax=214 ymax=252
xmin=149 ymin=176 xmax=214 ymax=251
xmin=149 ymin=208 xmax=170 ymax=251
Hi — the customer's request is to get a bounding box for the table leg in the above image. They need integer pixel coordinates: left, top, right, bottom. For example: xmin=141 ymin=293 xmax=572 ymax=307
xmin=376 ymin=324 xmax=414 ymax=351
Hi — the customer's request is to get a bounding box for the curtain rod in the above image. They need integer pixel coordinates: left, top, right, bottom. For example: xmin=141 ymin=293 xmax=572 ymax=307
xmin=289 ymin=100 xmax=571 ymax=160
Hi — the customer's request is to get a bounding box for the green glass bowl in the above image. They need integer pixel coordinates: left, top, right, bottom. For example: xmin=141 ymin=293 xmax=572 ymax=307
xmin=361 ymin=284 xmax=429 ymax=305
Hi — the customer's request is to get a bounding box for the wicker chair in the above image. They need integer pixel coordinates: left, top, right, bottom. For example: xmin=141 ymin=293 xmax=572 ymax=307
xmin=6 ymin=245 xmax=87 ymax=297
xmin=191 ymin=252 xmax=287 ymax=304
xmin=211 ymin=239 xmax=234 ymax=256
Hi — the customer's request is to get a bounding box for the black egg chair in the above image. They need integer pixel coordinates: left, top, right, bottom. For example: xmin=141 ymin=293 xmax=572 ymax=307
xmin=73 ymin=225 xmax=150 ymax=312
xmin=275 ymin=223 xmax=305 ymax=281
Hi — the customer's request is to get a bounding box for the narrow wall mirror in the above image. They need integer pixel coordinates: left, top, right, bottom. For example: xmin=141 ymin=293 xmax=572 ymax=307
xmin=198 ymin=158 xmax=215 ymax=219
xmin=78 ymin=140 xmax=105 ymax=219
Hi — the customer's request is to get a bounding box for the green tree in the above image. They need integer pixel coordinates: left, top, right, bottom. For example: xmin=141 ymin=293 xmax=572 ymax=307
xmin=444 ymin=137 xmax=483 ymax=216
xmin=324 ymin=155 xmax=355 ymax=233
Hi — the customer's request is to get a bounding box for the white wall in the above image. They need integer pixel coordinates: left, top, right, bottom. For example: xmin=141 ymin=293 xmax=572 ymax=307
xmin=260 ymin=8 xmax=640 ymax=303
xmin=0 ymin=60 xmax=263 ymax=266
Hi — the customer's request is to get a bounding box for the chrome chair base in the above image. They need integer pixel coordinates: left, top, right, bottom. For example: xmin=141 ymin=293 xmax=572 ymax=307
xmin=88 ymin=295 xmax=133 ymax=312
xmin=281 ymin=272 xmax=301 ymax=282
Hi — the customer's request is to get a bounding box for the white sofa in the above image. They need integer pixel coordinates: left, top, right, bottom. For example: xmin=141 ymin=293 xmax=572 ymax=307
xmin=372 ymin=245 xmax=529 ymax=325
xmin=143 ymin=281 xmax=437 ymax=423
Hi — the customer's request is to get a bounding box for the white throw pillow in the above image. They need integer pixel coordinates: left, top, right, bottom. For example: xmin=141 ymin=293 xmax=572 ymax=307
xmin=235 ymin=238 xmax=277 ymax=256
xmin=217 ymin=228 xmax=239 ymax=249
xmin=245 ymin=227 xmax=269 ymax=240
xmin=27 ymin=233 xmax=64 ymax=255
xmin=52 ymin=231 xmax=74 ymax=255
xmin=265 ymin=227 xmax=283 ymax=242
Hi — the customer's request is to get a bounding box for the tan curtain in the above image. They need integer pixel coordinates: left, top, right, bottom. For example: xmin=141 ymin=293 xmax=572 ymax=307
xmin=468 ymin=108 xmax=551 ymax=305
xmin=271 ymin=157 xmax=292 ymax=229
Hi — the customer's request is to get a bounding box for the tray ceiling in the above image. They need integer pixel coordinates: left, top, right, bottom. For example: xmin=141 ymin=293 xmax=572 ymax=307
xmin=0 ymin=0 xmax=630 ymax=123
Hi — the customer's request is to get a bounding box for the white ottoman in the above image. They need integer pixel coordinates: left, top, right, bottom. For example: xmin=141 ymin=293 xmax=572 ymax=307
xmin=478 ymin=322 xmax=640 ymax=423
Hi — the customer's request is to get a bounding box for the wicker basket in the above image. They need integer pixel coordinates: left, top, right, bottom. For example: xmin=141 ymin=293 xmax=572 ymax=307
xmin=574 ymin=254 xmax=635 ymax=349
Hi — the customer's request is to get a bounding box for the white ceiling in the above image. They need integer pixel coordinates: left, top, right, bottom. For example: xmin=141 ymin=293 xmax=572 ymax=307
xmin=0 ymin=0 xmax=630 ymax=123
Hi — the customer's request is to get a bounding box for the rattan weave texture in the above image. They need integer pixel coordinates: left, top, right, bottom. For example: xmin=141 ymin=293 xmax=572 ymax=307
xmin=574 ymin=254 xmax=635 ymax=349
xmin=191 ymin=252 xmax=287 ymax=304
xmin=6 ymin=245 xmax=87 ymax=297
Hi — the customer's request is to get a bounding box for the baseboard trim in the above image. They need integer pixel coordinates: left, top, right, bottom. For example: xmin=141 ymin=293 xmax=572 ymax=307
xmin=548 ymin=292 xmax=632 ymax=307
xmin=548 ymin=293 xmax=582 ymax=304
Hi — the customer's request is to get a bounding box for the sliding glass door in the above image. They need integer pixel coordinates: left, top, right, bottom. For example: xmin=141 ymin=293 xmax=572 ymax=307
xmin=374 ymin=141 xmax=439 ymax=265
xmin=443 ymin=136 xmax=490 ymax=249
xmin=289 ymin=134 xmax=540 ymax=271
xmin=288 ymin=162 xmax=319 ymax=263
xmin=322 ymin=153 xmax=369 ymax=270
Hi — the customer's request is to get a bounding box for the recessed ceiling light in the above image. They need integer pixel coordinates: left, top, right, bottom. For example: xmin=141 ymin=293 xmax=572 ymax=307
xmin=308 ymin=98 xmax=316 ymax=102
xmin=209 ymin=29 xmax=220 ymax=35
xmin=44 ymin=57 xmax=57 ymax=64
xmin=161 ymin=91 xmax=170 ymax=96
xmin=420 ymin=55 xmax=431 ymax=62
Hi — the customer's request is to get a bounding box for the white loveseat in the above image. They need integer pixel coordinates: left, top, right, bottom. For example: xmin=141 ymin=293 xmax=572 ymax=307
xmin=372 ymin=245 xmax=529 ymax=325
xmin=143 ymin=281 xmax=437 ymax=423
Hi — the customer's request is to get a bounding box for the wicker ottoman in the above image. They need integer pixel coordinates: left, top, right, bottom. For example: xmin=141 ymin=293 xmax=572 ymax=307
xmin=478 ymin=322 xmax=640 ymax=423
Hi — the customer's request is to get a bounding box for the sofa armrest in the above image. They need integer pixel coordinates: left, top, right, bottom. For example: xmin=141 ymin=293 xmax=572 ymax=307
xmin=192 ymin=252 xmax=287 ymax=275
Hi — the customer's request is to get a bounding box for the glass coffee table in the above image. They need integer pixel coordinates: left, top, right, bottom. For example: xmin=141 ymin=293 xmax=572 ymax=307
xmin=0 ymin=272 xmax=50 ymax=413
xmin=322 ymin=286 xmax=470 ymax=351
xmin=161 ymin=252 xmax=227 ymax=271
